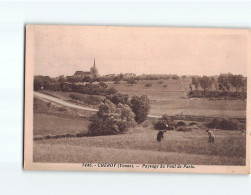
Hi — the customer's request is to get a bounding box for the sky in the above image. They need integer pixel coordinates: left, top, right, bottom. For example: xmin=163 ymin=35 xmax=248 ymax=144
xmin=32 ymin=25 xmax=248 ymax=77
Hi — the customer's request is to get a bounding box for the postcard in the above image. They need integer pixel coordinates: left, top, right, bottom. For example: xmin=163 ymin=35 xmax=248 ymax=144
xmin=24 ymin=25 xmax=250 ymax=174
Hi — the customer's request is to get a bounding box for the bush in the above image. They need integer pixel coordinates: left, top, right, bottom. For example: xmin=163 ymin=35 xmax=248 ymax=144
xmin=207 ymin=118 xmax=240 ymax=130
xmin=145 ymin=83 xmax=152 ymax=88
xmin=176 ymin=121 xmax=186 ymax=128
xmin=99 ymin=81 xmax=108 ymax=88
xmin=189 ymin=122 xmax=197 ymax=126
xmin=157 ymin=81 xmax=163 ymax=84
xmin=113 ymin=80 xmax=120 ymax=84
xmin=127 ymin=78 xmax=137 ymax=85
xmin=58 ymin=107 xmax=67 ymax=112
xmin=106 ymin=93 xmax=129 ymax=105
xmin=162 ymin=84 xmax=167 ymax=88
xmin=105 ymin=87 xmax=118 ymax=95
xmin=69 ymin=93 xmax=103 ymax=105
xmin=88 ymin=100 xmax=136 ymax=136
xmin=130 ymin=95 xmax=151 ymax=124
xmin=154 ymin=119 xmax=167 ymax=130
xmin=172 ymin=75 xmax=180 ymax=80
xmin=161 ymin=114 xmax=176 ymax=127
xmin=188 ymin=90 xmax=246 ymax=100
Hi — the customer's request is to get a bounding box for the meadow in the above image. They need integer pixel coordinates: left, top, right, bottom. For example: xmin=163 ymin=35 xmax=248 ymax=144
xmin=41 ymin=78 xmax=246 ymax=118
xmin=34 ymin=126 xmax=246 ymax=165
xmin=34 ymin=113 xmax=89 ymax=136
xmin=33 ymin=78 xmax=246 ymax=165
xmin=107 ymin=79 xmax=246 ymax=118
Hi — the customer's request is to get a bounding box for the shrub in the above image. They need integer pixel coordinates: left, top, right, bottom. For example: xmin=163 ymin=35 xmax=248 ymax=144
xmin=172 ymin=75 xmax=180 ymax=80
xmin=58 ymin=107 xmax=67 ymax=112
xmin=127 ymin=78 xmax=137 ymax=85
xmin=106 ymin=93 xmax=129 ymax=105
xmin=219 ymin=119 xmax=239 ymax=130
xmin=189 ymin=122 xmax=197 ymax=126
xmin=105 ymin=87 xmax=118 ymax=95
xmin=157 ymin=81 xmax=163 ymax=84
xmin=176 ymin=121 xmax=186 ymax=128
xmin=113 ymin=80 xmax=120 ymax=84
xmin=130 ymin=95 xmax=151 ymax=124
xmin=69 ymin=93 xmax=103 ymax=105
xmin=207 ymin=118 xmax=240 ymax=130
xmin=188 ymin=90 xmax=246 ymax=100
xmin=145 ymin=83 xmax=152 ymax=88
xmin=161 ymin=114 xmax=176 ymax=127
xmin=154 ymin=119 xmax=167 ymax=130
xmin=99 ymin=81 xmax=108 ymax=88
xmin=88 ymin=100 xmax=136 ymax=136
xmin=162 ymin=84 xmax=167 ymax=88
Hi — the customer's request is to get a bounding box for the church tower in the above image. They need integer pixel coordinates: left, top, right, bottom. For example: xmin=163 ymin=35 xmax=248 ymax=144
xmin=90 ymin=58 xmax=98 ymax=76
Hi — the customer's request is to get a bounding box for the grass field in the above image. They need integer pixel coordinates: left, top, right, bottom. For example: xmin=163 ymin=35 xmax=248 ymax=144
xmin=33 ymin=78 xmax=246 ymax=166
xmin=34 ymin=126 xmax=246 ymax=165
xmin=108 ymin=80 xmax=246 ymax=118
xmin=33 ymin=113 xmax=89 ymax=136
xmin=41 ymin=79 xmax=246 ymax=118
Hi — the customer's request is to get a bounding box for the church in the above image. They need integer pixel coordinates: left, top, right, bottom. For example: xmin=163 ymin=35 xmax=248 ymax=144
xmin=73 ymin=58 xmax=98 ymax=77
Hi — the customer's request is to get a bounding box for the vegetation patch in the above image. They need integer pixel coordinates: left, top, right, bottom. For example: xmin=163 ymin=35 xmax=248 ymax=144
xmin=176 ymin=126 xmax=192 ymax=132
xmin=206 ymin=118 xmax=244 ymax=130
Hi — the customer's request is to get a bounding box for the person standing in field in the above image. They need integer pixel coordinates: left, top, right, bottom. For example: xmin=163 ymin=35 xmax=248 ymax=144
xmin=157 ymin=130 xmax=166 ymax=142
xmin=206 ymin=129 xmax=215 ymax=143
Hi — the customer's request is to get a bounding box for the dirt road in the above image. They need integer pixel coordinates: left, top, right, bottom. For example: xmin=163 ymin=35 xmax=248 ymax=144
xmin=34 ymin=92 xmax=161 ymax=118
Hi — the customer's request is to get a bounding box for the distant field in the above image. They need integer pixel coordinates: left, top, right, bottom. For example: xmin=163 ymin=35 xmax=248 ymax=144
xmin=40 ymin=79 xmax=246 ymax=118
xmin=108 ymin=79 xmax=246 ymax=118
xmin=34 ymin=113 xmax=90 ymax=136
xmin=34 ymin=126 xmax=246 ymax=165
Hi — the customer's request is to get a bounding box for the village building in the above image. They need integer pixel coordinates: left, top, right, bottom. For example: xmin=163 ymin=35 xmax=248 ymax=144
xmin=73 ymin=58 xmax=98 ymax=77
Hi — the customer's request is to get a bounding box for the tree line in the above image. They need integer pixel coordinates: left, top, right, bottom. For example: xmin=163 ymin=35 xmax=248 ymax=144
xmin=34 ymin=76 xmax=117 ymax=96
xmin=188 ymin=73 xmax=247 ymax=99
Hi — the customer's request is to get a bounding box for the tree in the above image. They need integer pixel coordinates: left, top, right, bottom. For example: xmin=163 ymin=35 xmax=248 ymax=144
xmin=229 ymin=74 xmax=244 ymax=92
xmin=82 ymin=75 xmax=93 ymax=83
xmin=105 ymin=87 xmax=118 ymax=95
xmin=99 ymin=81 xmax=108 ymax=88
xmin=191 ymin=77 xmax=199 ymax=91
xmin=58 ymin=76 xmax=66 ymax=84
xmin=218 ymin=75 xmax=230 ymax=92
xmin=46 ymin=102 xmax=51 ymax=111
xmin=34 ymin=79 xmax=42 ymax=91
xmin=130 ymin=95 xmax=151 ymax=124
xmin=199 ymin=76 xmax=212 ymax=92
xmin=88 ymin=100 xmax=136 ymax=135
xmin=127 ymin=78 xmax=137 ymax=85
xmin=106 ymin=93 xmax=129 ymax=105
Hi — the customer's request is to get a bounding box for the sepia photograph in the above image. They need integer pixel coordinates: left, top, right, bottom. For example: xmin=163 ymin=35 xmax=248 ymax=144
xmin=24 ymin=25 xmax=250 ymax=173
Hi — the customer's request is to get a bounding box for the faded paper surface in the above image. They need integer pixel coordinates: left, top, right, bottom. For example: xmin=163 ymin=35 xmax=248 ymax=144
xmin=24 ymin=25 xmax=250 ymax=174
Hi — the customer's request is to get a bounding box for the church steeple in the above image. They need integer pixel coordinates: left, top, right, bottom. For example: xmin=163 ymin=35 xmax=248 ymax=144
xmin=90 ymin=57 xmax=98 ymax=76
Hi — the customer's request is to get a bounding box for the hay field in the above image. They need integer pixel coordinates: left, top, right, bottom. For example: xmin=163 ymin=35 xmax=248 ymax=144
xmin=34 ymin=113 xmax=89 ymax=136
xmin=34 ymin=126 xmax=246 ymax=165
xmin=108 ymin=80 xmax=246 ymax=118
xmin=42 ymin=79 xmax=246 ymax=118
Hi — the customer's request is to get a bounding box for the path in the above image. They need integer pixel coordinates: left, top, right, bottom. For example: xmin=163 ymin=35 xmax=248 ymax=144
xmin=34 ymin=92 xmax=161 ymax=118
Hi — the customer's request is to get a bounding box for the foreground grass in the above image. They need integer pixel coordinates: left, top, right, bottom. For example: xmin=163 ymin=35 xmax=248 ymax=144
xmin=34 ymin=144 xmax=244 ymax=165
xmin=34 ymin=128 xmax=246 ymax=165
xmin=34 ymin=113 xmax=89 ymax=136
